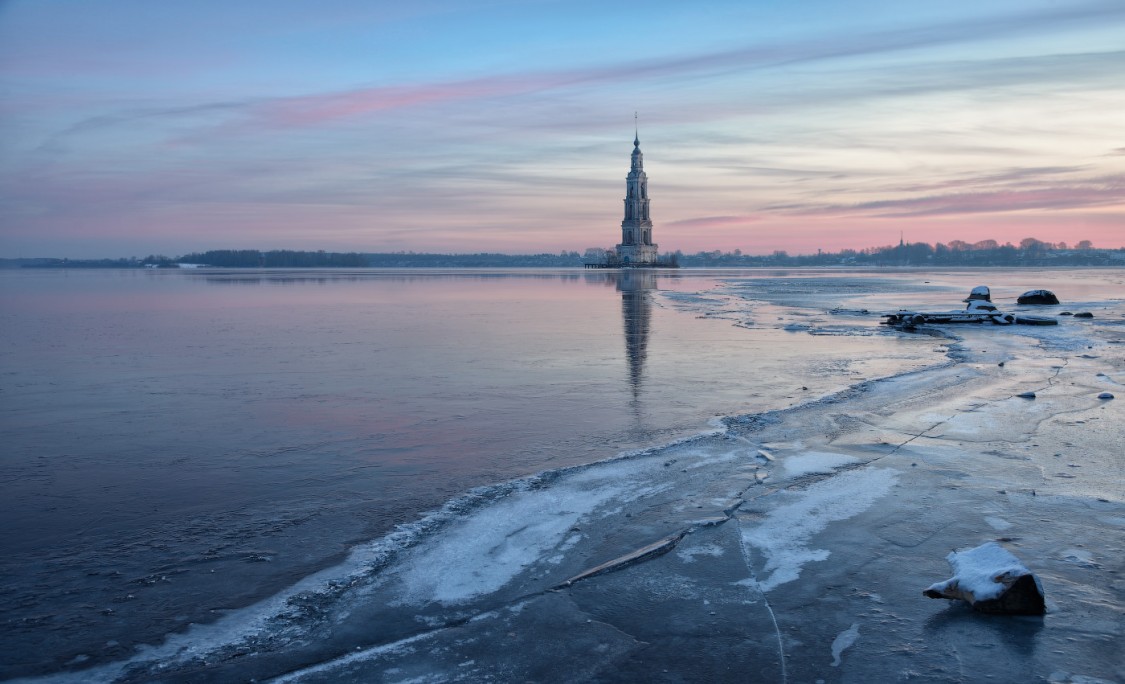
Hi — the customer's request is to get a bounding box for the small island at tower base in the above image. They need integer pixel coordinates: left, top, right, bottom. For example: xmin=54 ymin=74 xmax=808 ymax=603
xmin=586 ymin=131 xmax=679 ymax=269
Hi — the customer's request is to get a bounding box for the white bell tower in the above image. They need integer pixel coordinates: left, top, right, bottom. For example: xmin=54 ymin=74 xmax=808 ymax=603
xmin=616 ymin=115 xmax=659 ymax=265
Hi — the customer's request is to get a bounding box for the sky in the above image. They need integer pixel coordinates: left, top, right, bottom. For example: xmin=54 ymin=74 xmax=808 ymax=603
xmin=1 ymin=0 xmax=1123 ymax=258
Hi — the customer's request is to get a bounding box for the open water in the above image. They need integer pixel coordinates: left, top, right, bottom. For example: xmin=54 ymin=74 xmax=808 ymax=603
xmin=1 ymin=267 xmax=1118 ymax=680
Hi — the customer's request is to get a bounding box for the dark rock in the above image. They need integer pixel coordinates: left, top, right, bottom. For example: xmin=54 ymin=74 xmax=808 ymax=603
xmin=1017 ymin=290 xmax=1059 ymax=305
xmin=1060 ymin=311 xmax=1073 ymax=316
xmin=1098 ymin=392 xmax=1114 ymax=400
xmin=1017 ymin=391 xmax=1036 ymax=399
xmin=972 ymin=574 xmax=1046 ymax=614
xmin=924 ymin=542 xmax=1045 ymax=615
xmin=1074 ymin=312 xmax=1094 ymax=318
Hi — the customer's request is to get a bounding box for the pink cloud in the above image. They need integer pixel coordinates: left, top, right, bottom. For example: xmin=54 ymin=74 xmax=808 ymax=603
xmin=665 ymin=215 xmax=759 ymax=229
xmin=891 ymin=166 xmax=1087 ymax=194
xmin=770 ymin=179 xmax=1125 ymax=219
xmin=248 ymin=75 xmax=559 ymax=128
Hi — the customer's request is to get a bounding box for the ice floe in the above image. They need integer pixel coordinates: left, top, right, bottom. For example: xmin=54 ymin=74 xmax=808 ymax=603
xmin=830 ymin=622 xmax=860 ymax=667
xmin=394 ymin=460 xmax=674 ymax=605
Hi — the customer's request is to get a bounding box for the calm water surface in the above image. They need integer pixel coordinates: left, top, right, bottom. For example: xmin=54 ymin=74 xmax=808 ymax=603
xmin=0 ymin=267 xmax=978 ymax=676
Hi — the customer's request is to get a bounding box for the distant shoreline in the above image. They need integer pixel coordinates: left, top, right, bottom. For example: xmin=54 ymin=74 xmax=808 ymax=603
xmin=4 ymin=245 xmax=1125 ymax=271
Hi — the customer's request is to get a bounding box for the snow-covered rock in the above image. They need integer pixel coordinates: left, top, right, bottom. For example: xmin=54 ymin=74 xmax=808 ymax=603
xmin=965 ymin=285 xmax=991 ymax=302
xmin=1017 ymin=290 xmax=1060 ymax=305
xmin=923 ymin=542 xmax=1045 ymax=615
xmin=966 ymin=299 xmax=999 ymax=313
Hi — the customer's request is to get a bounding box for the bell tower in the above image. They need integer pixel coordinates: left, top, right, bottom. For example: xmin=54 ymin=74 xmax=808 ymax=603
xmin=616 ymin=115 xmax=659 ymax=265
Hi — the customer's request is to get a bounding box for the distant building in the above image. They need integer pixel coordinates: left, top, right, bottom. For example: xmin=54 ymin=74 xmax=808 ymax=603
xmin=615 ymin=131 xmax=660 ymax=266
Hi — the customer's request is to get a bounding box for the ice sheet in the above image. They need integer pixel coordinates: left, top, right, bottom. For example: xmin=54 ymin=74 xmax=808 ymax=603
xmin=395 ymin=482 xmax=629 ymax=604
xmin=15 ymin=268 xmax=1121 ymax=682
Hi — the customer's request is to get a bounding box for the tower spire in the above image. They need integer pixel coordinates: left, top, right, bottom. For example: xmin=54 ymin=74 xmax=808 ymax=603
xmin=634 ymin=111 xmax=639 ymax=146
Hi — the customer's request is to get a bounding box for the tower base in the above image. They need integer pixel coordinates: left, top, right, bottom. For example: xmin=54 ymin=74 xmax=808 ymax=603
xmin=615 ymin=243 xmax=660 ymax=265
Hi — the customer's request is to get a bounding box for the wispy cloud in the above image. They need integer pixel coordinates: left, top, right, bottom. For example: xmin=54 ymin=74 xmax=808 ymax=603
xmin=666 ymin=215 xmax=759 ymax=228
xmin=770 ymin=175 xmax=1125 ymax=218
xmin=892 ymin=166 xmax=1089 ymax=194
xmin=32 ymin=3 xmax=1125 ymax=144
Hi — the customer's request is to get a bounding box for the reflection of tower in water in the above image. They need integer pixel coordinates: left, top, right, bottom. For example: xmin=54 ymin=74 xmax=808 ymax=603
xmin=613 ymin=269 xmax=656 ymax=400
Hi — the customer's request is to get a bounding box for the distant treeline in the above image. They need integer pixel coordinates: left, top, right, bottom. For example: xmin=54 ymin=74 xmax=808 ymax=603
xmin=671 ymin=238 xmax=1123 ymax=267
xmin=1 ymin=251 xmax=370 ymax=269
xmin=177 ymin=250 xmax=589 ymax=267
xmin=1 ymin=250 xmax=588 ymax=269
xmin=361 ymin=252 xmax=586 ymax=267
xmin=3 ymin=239 xmax=1122 ymax=269
xmin=0 ymin=257 xmax=140 ymax=269
xmin=176 ymin=250 xmax=370 ymax=267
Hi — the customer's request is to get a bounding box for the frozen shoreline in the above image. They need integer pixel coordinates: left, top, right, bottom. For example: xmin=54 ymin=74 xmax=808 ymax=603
xmin=28 ymin=312 xmax=1124 ymax=683
xmin=275 ymin=320 xmax=1121 ymax=684
xmin=12 ymin=270 xmax=1125 ymax=683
